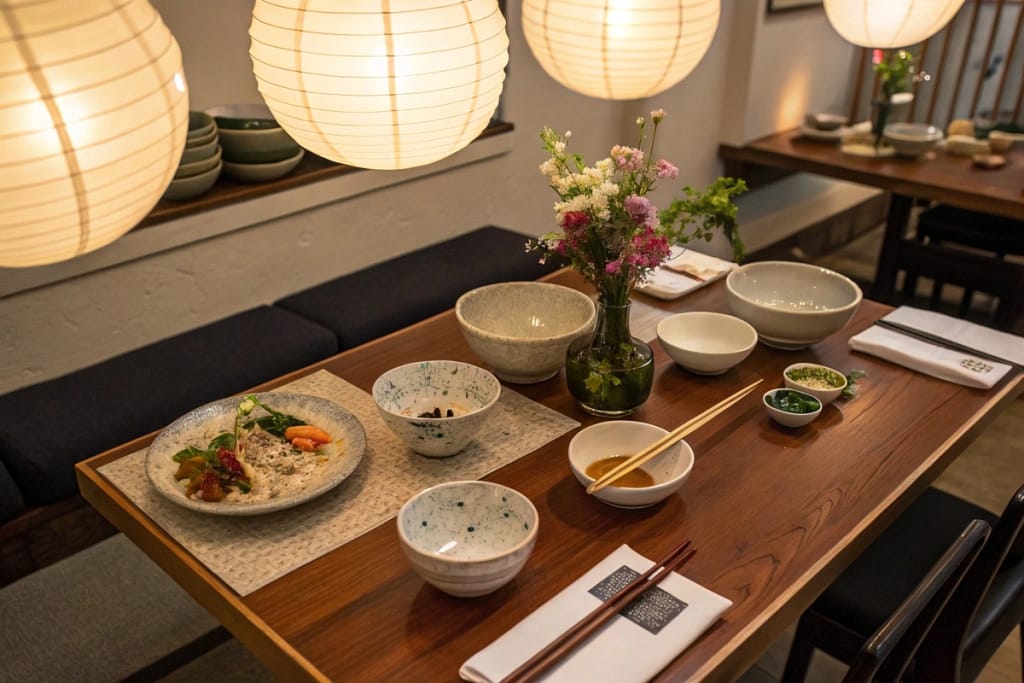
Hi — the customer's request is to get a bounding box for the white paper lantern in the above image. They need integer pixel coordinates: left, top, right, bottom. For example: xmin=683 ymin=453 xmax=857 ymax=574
xmin=0 ymin=0 xmax=188 ymax=268
xmin=521 ymin=0 xmax=720 ymax=101
xmin=824 ymin=0 xmax=966 ymax=48
xmin=249 ymin=0 xmax=509 ymax=171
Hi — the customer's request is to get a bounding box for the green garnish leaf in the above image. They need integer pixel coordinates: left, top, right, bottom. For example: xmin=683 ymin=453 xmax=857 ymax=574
xmin=842 ymin=370 xmax=867 ymax=398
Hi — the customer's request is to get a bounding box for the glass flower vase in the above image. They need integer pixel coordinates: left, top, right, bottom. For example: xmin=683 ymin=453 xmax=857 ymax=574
xmin=564 ymin=300 xmax=654 ymax=417
xmin=871 ymin=97 xmax=892 ymax=147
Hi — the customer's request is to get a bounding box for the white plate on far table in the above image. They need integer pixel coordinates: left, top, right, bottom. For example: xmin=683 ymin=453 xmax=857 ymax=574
xmin=146 ymin=392 xmax=366 ymax=516
xmin=798 ymin=124 xmax=852 ymax=143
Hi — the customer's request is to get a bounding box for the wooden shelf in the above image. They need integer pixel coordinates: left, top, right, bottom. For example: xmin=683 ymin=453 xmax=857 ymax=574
xmin=137 ymin=121 xmax=515 ymax=231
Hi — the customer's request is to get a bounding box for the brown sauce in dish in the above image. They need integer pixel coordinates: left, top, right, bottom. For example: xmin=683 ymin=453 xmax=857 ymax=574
xmin=585 ymin=456 xmax=656 ymax=488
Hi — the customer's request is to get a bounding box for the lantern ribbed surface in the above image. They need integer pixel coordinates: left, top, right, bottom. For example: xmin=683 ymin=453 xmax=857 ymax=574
xmin=0 ymin=0 xmax=188 ymax=268
xmin=824 ymin=0 xmax=966 ymax=48
xmin=249 ymin=0 xmax=509 ymax=171
xmin=521 ymin=0 xmax=719 ymax=101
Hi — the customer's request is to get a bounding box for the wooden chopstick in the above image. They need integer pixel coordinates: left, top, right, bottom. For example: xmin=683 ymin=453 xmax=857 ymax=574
xmin=500 ymin=539 xmax=697 ymax=683
xmin=586 ymin=379 xmax=763 ymax=494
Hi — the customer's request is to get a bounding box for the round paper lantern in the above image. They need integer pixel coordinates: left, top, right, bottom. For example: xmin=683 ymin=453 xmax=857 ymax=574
xmin=521 ymin=0 xmax=720 ymax=101
xmin=249 ymin=0 xmax=509 ymax=171
xmin=0 ymin=0 xmax=188 ymax=268
xmin=824 ymin=0 xmax=966 ymax=48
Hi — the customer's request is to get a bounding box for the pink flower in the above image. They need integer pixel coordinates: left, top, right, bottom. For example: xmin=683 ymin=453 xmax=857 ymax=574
xmin=651 ymin=108 xmax=666 ymax=124
xmin=624 ymin=195 xmax=657 ymax=230
xmin=872 ymin=48 xmax=884 ymax=65
xmin=561 ymin=211 xmax=590 ymax=230
xmin=655 ymin=159 xmax=678 ymax=179
xmin=610 ymin=145 xmax=645 ymax=171
xmin=605 ymin=260 xmax=622 ymax=275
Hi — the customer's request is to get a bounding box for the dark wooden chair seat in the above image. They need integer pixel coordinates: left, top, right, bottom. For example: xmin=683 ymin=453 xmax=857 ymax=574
xmin=783 ymin=483 xmax=1024 ymax=682
xmin=844 ymin=520 xmax=990 ymax=683
xmin=900 ymin=205 xmax=1024 ymax=332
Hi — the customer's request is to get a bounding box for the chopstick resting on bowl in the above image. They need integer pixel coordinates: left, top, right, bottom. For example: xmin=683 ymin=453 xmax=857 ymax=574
xmin=587 ymin=379 xmax=763 ymax=495
xmin=500 ymin=538 xmax=696 ymax=683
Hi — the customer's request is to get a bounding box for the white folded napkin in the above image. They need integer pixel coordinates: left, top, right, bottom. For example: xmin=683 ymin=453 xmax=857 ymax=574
xmin=882 ymin=307 xmax=1024 ymax=366
xmin=849 ymin=325 xmax=1013 ymax=389
xmin=459 ymin=545 xmax=731 ymax=683
xmin=636 ymin=247 xmax=737 ymax=301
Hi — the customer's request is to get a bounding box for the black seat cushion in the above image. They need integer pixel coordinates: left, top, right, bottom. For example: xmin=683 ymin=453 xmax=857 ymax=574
xmin=0 ymin=459 xmax=24 ymax=522
xmin=275 ymin=226 xmax=563 ymax=350
xmin=813 ymin=487 xmax=1000 ymax=638
xmin=0 ymin=306 xmax=338 ymax=505
xmin=917 ymin=205 xmax=1024 ymax=255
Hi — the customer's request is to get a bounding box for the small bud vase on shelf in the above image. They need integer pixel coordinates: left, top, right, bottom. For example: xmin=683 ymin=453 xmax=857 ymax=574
xmin=564 ymin=300 xmax=653 ymax=417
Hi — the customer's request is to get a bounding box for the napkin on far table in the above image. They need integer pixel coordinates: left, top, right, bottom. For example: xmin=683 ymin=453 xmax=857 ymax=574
xmin=459 ymin=545 xmax=732 ymax=683
xmin=848 ymin=325 xmax=1013 ymax=389
xmin=636 ymin=247 xmax=737 ymax=301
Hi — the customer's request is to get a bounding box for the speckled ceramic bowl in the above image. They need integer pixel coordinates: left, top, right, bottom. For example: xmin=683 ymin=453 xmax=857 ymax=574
xmin=455 ymin=282 xmax=596 ymax=384
xmin=372 ymin=360 xmax=500 ymax=457
xmin=397 ymin=481 xmax=538 ymax=597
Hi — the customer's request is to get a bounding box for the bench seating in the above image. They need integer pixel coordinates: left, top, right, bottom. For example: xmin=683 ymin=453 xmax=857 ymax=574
xmin=277 ymin=226 xmax=554 ymax=349
xmin=0 ymin=226 xmax=558 ymax=586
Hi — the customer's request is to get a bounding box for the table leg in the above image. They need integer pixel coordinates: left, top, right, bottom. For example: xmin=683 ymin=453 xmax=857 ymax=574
xmin=872 ymin=194 xmax=914 ymax=301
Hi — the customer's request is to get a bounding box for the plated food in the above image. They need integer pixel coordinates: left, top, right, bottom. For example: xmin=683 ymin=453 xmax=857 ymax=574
xmin=146 ymin=393 xmax=365 ymax=515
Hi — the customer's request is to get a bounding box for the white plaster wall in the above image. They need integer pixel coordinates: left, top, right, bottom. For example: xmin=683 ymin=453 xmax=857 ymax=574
xmin=0 ymin=0 xmax=857 ymax=395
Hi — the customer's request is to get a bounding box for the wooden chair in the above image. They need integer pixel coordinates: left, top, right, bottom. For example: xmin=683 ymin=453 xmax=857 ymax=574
xmin=843 ymin=519 xmax=991 ymax=683
xmin=783 ymin=483 xmax=1024 ymax=683
xmin=899 ymin=205 xmax=1024 ymax=332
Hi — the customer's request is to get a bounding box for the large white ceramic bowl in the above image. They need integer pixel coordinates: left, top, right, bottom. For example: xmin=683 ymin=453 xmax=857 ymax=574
xmin=657 ymin=312 xmax=757 ymax=375
xmin=568 ymin=421 xmax=694 ymax=509
xmin=397 ymin=481 xmax=538 ymax=597
xmin=726 ymin=261 xmax=862 ymax=350
xmin=372 ymin=360 xmax=501 ymax=457
xmin=456 ymin=282 xmax=596 ymax=384
xmin=883 ymin=122 xmax=943 ymax=157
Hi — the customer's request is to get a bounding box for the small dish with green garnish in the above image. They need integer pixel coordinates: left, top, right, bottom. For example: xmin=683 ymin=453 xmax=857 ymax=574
xmin=783 ymin=363 xmax=848 ymax=406
xmin=764 ymin=388 xmax=822 ymax=428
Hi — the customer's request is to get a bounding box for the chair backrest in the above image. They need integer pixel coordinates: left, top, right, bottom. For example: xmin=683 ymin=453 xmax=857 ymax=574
xmin=914 ymin=483 xmax=1024 ymax=682
xmin=842 ymin=519 xmax=991 ymax=683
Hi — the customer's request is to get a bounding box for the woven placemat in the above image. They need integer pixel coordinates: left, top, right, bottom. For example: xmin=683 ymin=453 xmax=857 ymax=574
xmin=100 ymin=369 xmax=579 ymax=595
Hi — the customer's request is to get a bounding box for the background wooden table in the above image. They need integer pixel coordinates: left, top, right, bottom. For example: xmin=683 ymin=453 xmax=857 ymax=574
xmin=76 ymin=271 xmax=1023 ymax=682
xmin=719 ymin=130 xmax=1024 ymax=300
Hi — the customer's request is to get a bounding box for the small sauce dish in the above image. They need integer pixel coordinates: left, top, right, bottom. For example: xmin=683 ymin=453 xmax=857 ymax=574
xmin=568 ymin=421 xmax=694 ymax=508
xmin=783 ymin=363 xmax=847 ymax=406
xmin=764 ymin=388 xmax=822 ymax=428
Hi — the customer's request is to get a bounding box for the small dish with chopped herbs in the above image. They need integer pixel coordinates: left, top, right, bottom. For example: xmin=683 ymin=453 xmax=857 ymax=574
xmin=783 ymin=363 xmax=848 ymax=405
xmin=764 ymin=388 xmax=822 ymax=428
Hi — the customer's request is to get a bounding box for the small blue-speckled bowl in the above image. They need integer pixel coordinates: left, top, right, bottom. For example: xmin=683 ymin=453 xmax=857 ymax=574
xmin=372 ymin=360 xmax=501 ymax=457
xmin=397 ymin=481 xmax=538 ymax=597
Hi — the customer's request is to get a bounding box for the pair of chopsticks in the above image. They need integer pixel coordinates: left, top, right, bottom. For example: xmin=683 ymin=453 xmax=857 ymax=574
xmin=587 ymin=379 xmax=763 ymax=495
xmin=874 ymin=319 xmax=1017 ymax=366
xmin=500 ymin=539 xmax=697 ymax=683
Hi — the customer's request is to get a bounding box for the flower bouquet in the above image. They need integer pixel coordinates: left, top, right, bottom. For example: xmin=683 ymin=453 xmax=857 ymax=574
xmin=531 ymin=110 xmax=746 ymax=416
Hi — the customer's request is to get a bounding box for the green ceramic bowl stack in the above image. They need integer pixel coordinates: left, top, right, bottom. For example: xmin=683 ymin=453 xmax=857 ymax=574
xmin=163 ymin=111 xmax=223 ymax=201
xmin=205 ymin=103 xmax=304 ymax=183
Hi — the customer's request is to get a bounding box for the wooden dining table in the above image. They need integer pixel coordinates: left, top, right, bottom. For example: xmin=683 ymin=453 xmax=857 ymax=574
xmin=75 ymin=268 xmax=1023 ymax=682
xmin=719 ymin=129 xmax=1024 ymax=301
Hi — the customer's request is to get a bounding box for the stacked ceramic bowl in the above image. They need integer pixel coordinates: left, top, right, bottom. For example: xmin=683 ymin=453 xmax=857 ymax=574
xmin=163 ymin=111 xmax=223 ymax=201
xmin=206 ymin=104 xmax=304 ymax=183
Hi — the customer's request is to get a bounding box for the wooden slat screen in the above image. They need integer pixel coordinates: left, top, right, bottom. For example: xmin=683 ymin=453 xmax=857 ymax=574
xmin=847 ymin=0 xmax=1024 ymax=132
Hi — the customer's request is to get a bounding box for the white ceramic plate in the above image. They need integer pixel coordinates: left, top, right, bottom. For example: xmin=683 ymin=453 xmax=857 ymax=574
xmin=146 ymin=392 xmax=365 ymax=515
xmin=798 ymin=124 xmax=852 ymax=142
